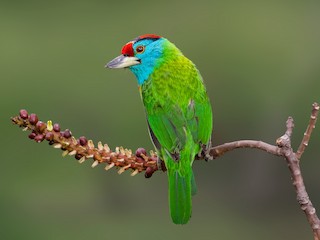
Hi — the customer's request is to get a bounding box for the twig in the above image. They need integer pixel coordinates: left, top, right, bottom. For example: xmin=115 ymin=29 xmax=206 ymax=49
xmin=10 ymin=102 xmax=320 ymax=238
xmin=296 ymin=102 xmax=320 ymax=160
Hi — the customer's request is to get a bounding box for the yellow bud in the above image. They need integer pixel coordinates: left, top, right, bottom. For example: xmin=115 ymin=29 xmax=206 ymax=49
xmin=47 ymin=120 xmax=53 ymax=131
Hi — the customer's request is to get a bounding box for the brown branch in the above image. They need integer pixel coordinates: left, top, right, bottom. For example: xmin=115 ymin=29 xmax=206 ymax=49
xmin=197 ymin=140 xmax=282 ymax=160
xmin=276 ymin=112 xmax=320 ymax=239
xmin=10 ymin=102 xmax=320 ymax=239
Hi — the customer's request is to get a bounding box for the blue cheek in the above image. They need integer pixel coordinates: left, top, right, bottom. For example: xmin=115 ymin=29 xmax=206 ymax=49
xmin=129 ymin=60 xmax=154 ymax=85
xmin=129 ymin=39 xmax=165 ymax=85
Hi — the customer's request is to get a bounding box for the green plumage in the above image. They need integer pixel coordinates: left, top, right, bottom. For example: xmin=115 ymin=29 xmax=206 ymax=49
xmin=140 ymin=40 xmax=213 ymax=224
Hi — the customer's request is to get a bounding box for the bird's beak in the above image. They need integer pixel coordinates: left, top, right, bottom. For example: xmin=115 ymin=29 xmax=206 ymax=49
xmin=105 ymin=55 xmax=140 ymax=69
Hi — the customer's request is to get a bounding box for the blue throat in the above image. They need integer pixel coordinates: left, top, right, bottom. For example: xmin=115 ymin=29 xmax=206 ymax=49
xmin=129 ymin=38 xmax=166 ymax=85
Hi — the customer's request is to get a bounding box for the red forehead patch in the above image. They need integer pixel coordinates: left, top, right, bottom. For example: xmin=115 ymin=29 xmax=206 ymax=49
xmin=121 ymin=41 xmax=134 ymax=56
xmin=137 ymin=34 xmax=162 ymax=40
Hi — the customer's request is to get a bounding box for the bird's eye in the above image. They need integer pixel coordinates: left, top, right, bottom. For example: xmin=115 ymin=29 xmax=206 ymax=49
xmin=136 ymin=45 xmax=145 ymax=53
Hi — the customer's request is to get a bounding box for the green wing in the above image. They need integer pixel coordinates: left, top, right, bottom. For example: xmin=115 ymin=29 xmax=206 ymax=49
xmin=147 ymin=104 xmax=188 ymax=154
xmin=146 ymin=93 xmax=212 ymax=156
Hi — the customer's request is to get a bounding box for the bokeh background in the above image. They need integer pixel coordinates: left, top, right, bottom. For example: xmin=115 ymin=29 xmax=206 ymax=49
xmin=1 ymin=0 xmax=320 ymax=239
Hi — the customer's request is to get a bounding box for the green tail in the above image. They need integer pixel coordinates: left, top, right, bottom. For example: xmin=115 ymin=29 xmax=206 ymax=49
xmin=168 ymin=169 xmax=193 ymax=224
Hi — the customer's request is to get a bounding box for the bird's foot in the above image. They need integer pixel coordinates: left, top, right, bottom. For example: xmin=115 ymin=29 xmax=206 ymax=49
xmin=199 ymin=142 xmax=214 ymax=161
xmin=156 ymin=156 xmax=166 ymax=171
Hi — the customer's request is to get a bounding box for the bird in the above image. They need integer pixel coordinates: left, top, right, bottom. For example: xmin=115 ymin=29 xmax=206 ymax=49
xmin=106 ymin=34 xmax=213 ymax=224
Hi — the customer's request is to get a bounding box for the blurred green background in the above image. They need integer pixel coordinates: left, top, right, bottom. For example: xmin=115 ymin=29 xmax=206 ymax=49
xmin=1 ymin=0 xmax=320 ymax=239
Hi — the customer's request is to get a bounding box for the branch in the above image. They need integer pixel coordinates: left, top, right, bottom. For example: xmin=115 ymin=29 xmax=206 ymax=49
xmin=11 ymin=102 xmax=320 ymax=239
xmin=11 ymin=110 xmax=160 ymax=178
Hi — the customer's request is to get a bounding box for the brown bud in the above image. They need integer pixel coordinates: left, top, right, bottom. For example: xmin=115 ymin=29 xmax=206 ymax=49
xmin=145 ymin=167 xmax=155 ymax=178
xmin=29 ymin=113 xmax=38 ymax=125
xmin=135 ymin=157 xmax=145 ymax=163
xmin=75 ymin=153 xmax=83 ymax=160
xmin=36 ymin=121 xmax=46 ymax=132
xmin=78 ymin=136 xmax=87 ymax=146
xmin=53 ymin=123 xmax=60 ymax=132
xmin=63 ymin=129 xmax=72 ymax=138
xmin=45 ymin=132 xmax=54 ymax=141
xmin=28 ymin=132 xmax=36 ymax=139
xmin=19 ymin=109 xmax=28 ymax=119
xmin=34 ymin=134 xmax=45 ymax=143
xmin=136 ymin=148 xmax=147 ymax=157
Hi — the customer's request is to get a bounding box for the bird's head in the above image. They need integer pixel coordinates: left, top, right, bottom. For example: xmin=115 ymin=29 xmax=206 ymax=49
xmin=106 ymin=34 xmax=176 ymax=85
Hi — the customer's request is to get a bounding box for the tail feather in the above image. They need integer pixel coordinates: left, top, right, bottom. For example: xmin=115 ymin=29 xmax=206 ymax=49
xmin=165 ymin=130 xmax=198 ymax=224
xmin=168 ymin=170 xmax=192 ymax=224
